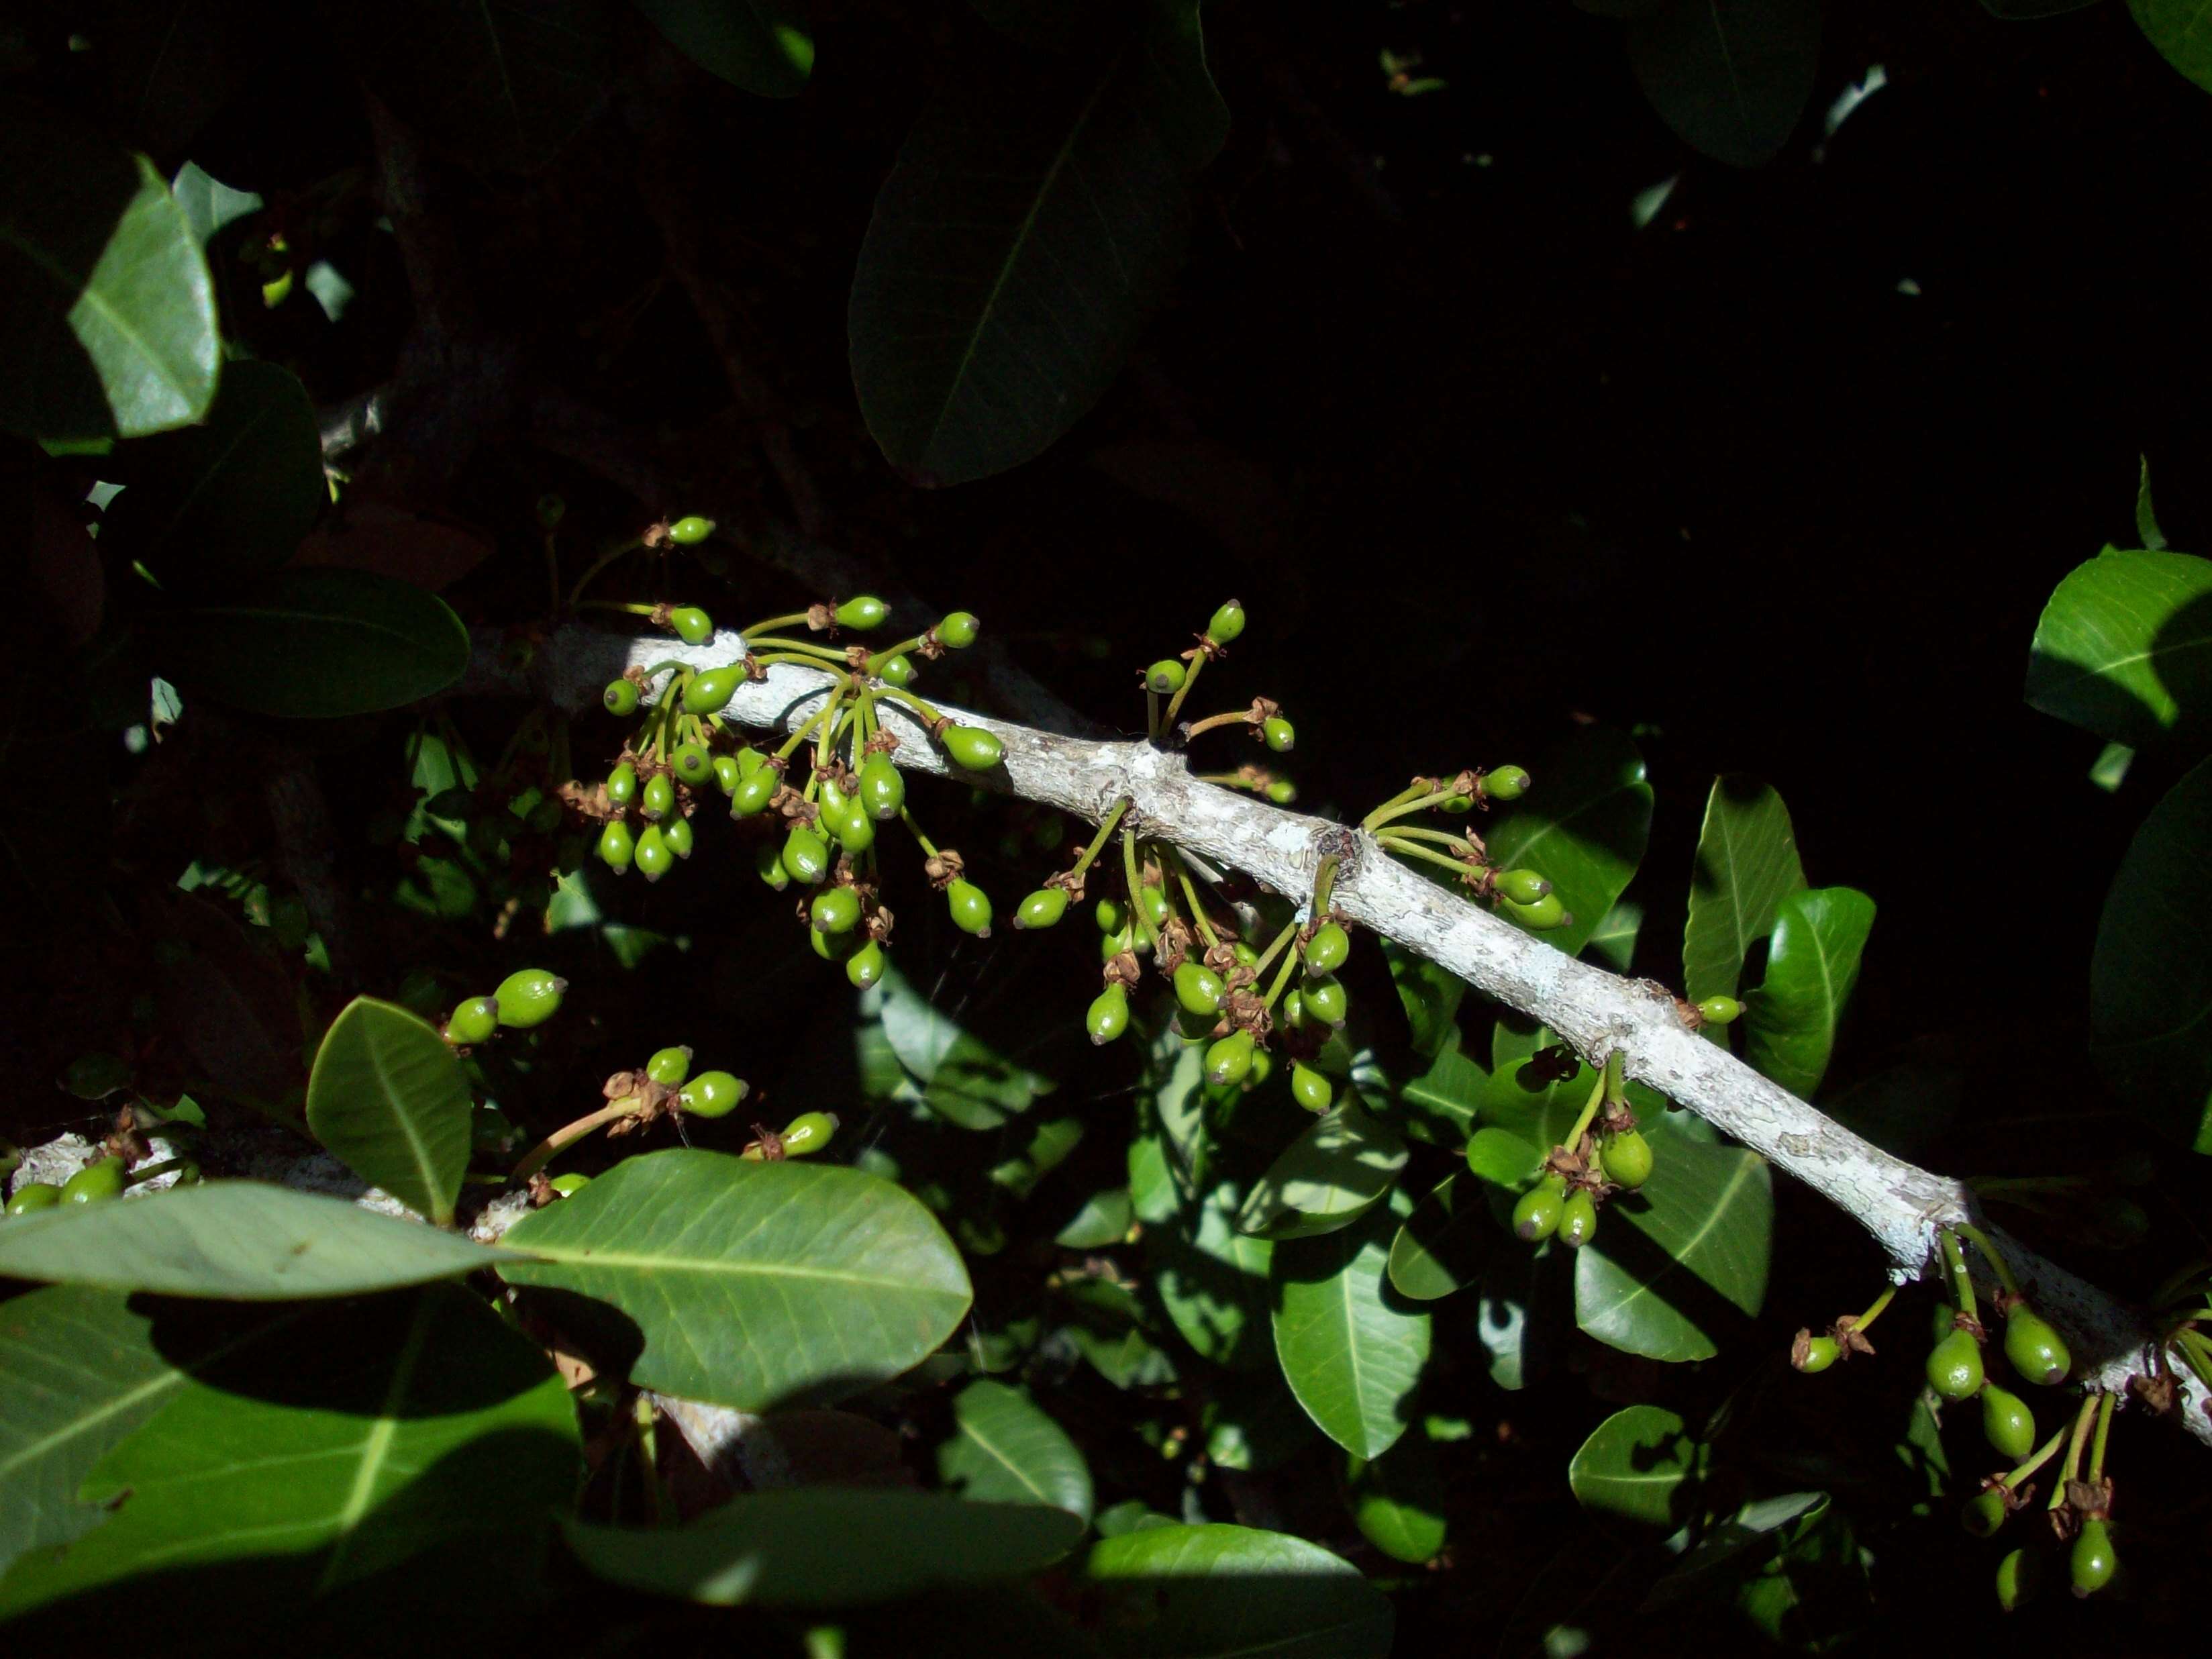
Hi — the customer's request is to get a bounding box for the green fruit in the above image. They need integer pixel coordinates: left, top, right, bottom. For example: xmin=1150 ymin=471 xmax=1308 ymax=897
xmin=732 ymin=769 xmax=778 ymax=817
xmin=1697 ymin=995 xmax=1744 ymax=1026
xmin=1303 ymin=976 xmax=1347 ymax=1025
xmin=782 ymin=825 xmax=830 ymax=885
xmin=1290 ymin=1061 xmax=1333 ymax=1112
xmin=1513 ymin=1176 xmax=1566 ymax=1242
xmin=936 ymin=611 xmax=981 ymax=649
xmin=1995 ymin=1544 xmax=2043 ymax=1613
xmin=597 ymin=818 xmax=636 ymax=872
xmin=830 ymin=799 xmax=875 ymax=855
xmin=1144 ymin=658 xmax=1187 ymax=695
xmin=1087 ymin=983 xmax=1129 ymax=1045
xmin=1231 ymin=941 xmax=1259 ymax=968
xmin=818 ymin=772 xmax=850 ymax=814
xmin=670 ymin=605 xmax=714 ymax=645
xmin=1265 ymin=778 xmax=1297 ymax=805
xmin=1795 ymin=1334 xmax=1841 ymax=1373
xmin=646 ymin=1046 xmax=693 ymax=1087
xmin=847 ymin=940 xmax=887 ymax=990
xmin=944 ymin=725 xmax=1004 ymax=770
xmin=683 ymin=666 xmax=742 ymax=715
xmin=1205 ymin=1029 xmax=1256 ymax=1087
xmin=496 ymin=968 xmax=567 ymax=1028
xmin=1247 ymin=1047 xmax=1274 ymax=1088
xmin=1558 ymin=1189 xmax=1598 ymax=1248
xmin=809 ymin=924 xmax=854 ymax=963
xmin=1304 ymin=921 xmax=1350 ymax=974
xmin=1174 ymin=962 xmax=1225 ymax=1017
xmin=1015 ymin=889 xmax=1068 ymax=929
xmin=1981 ymin=1384 xmax=2036 ymax=1462
xmin=1927 ymin=1327 xmax=1985 ymax=1401
xmin=1095 ymin=897 xmax=1129 ymax=935
xmin=62 ymin=1159 xmax=126 ymax=1205
xmin=879 ymin=653 xmax=917 ymax=687
xmin=1208 ymin=599 xmax=1245 ymax=644
xmin=2003 ymin=1307 xmax=2072 ymax=1387
xmin=1501 ymin=892 xmax=1568 ymax=931
xmin=1099 ymin=929 xmax=1132 ymax=963
xmin=859 ymin=755 xmax=905 ymax=820
xmin=662 ymin=815 xmax=695 ymax=859
xmin=780 ymin=1111 xmax=838 ymax=1157
xmin=1482 ymin=764 xmax=1530 ymax=801
xmin=1280 ymin=989 xmax=1307 ymax=1029
xmin=713 ymin=754 xmax=744 ymax=795
xmin=836 ymin=595 xmax=888 ymax=630
xmin=446 ymin=996 xmax=499 ymax=1046
xmin=548 ymin=1172 xmax=591 ymax=1197
xmin=678 ymin=1070 xmax=748 ymax=1119
xmin=1493 ymin=868 xmax=1552 ymax=906
xmin=812 ymin=887 xmax=862 ymax=934
xmin=756 ymin=843 xmax=791 ymax=891
xmin=1138 ymin=885 xmax=1172 ymax=929
xmin=606 ymin=761 xmax=640 ymax=806
xmin=1962 ymin=1489 xmax=2010 ymax=1538
xmin=603 ymin=678 xmax=639 ymax=717
xmin=1599 ymin=1129 xmax=1652 ymax=1189
xmin=668 ymin=515 xmax=715 ymax=545
xmin=737 ymin=746 xmax=769 ymax=776
xmin=634 ymin=823 xmax=672 ymax=881
xmin=1262 ymin=715 xmax=1295 ymax=752
xmin=642 ymin=773 xmax=676 ymax=821
xmin=1439 ymin=792 xmax=1474 ymax=813
xmin=946 ymin=879 xmax=993 ymax=936
xmin=672 ymin=743 xmax=713 ymax=785
xmin=6 ymin=1183 xmax=62 ymax=1215
xmin=2069 ymin=1518 xmax=2115 ymax=1597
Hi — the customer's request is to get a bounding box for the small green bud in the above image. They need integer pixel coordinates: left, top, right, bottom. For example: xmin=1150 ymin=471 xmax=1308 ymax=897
xmin=756 ymin=842 xmax=790 ymax=891
xmin=712 ymin=754 xmax=744 ymax=795
xmin=847 ymin=940 xmax=888 ymax=990
xmin=936 ymin=611 xmax=981 ymax=649
xmin=947 ymin=879 xmax=993 ymax=937
xmin=1480 ymin=765 xmax=1530 ymax=802
xmin=731 ymin=768 xmax=778 ymax=817
xmin=548 ymin=1172 xmax=591 ymax=1197
xmin=670 ymin=606 xmax=714 ymax=646
xmin=782 ymin=826 xmax=830 ymax=885
xmin=1144 ymin=658 xmax=1187 ymax=695
xmin=678 ymin=1070 xmax=748 ymax=1119
xmin=597 ymin=819 xmax=636 ymax=872
xmin=1962 ymin=1489 xmax=2011 ymax=1539
xmin=1493 ymin=868 xmax=1552 ymax=906
xmin=2069 ymin=1518 xmax=2115 ymax=1597
xmin=1599 ymin=1128 xmax=1652 ymax=1188
xmin=1262 ymin=715 xmax=1295 ymax=752
xmin=858 ymin=755 xmax=905 ymax=820
xmin=2003 ymin=1307 xmax=2072 ymax=1388
xmin=6 ymin=1183 xmax=62 ymax=1215
xmin=646 ymin=1046 xmax=693 ymax=1087
xmin=1303 ymin=975 xmax=1347 ymax=1026
xmin=835 ymin=595 xmax=889 ymax=630
xmin=1558 ymin=1188 xmax=1598 ymax=1248
xmin=642 ymin=773 xmax=676 ymax=821
xmin=1174 ymin=962 xmax=1225 ymax=1017
xmin=1205 ymin=1029 xmax=1256 ymax=1088
xmin=662 ymin=815 xmax=695 ymax=858
xmin=943 ymin=725 xmax=1004 ymax=770
xmin=671 ymin=743 xmax=713 ymax=786
xmin=1995 ymin=1543 xmax=2044 ymax=1612
xmin=668 ymin=515 xmax=715 ymax=545
xmin=1208 ymin=599 xmax=1245 ymax=644
xmin=1927 ymin=1327 xmax=1985 ymax=1401
xmin=1981 ymin=1383 xmax=2037 ymax=1462
xmin=1512 ymin=1176 xmax=1566 ymax=1242
xmin=879 ymin=654 xmax=918 ymax=687
xmin=1290 ymin=1062 xmax=1333 ymax=1112
xmin=1014 ymin=889 xmax=1068 ymax=929
xmin=1265 ymin=778 xmax=1297 ymax=805
xmin=1501 ymin=892 xmax=1570 ymax=931
xmin=61 ymin=1160 xmax=127 ymax=1205
xmin=1087 ymin=983 xmax=1129 ymax=1044
xmin=1793 ymin=1333 xmax=1841 ymax=1373
xmin=495 ymin=968 xmax=566 ymax=1029
xmin=684 ymin=666 xmax=742 ymax=715
xmin=1697 ymin=995 xmax=1744 ymax=1027
xmin=1304 ymin=921 xmax=1350 ymax=975
xmin=778 ymin=1111 xmax=838 ymax=1157
xmin=603 ymin=678 xmax=640 ymax=717
xmin=812 ymin=887 xmax=862 ymax=935
xmin=446 ymin=996 xmax=499 ymax=1046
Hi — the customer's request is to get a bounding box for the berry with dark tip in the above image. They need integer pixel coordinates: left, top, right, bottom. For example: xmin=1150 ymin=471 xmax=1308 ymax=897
xmin=670 ymin=606 xmax=713 ymax=646
xmin=446 ymin=997 xmax=499 ymax=1046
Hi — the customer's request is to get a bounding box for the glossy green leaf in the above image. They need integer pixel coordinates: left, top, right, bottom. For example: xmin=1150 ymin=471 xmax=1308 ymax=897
xmin=1159 ymin=1180 xmax=1274 ymax=1369
xmin=499 ymin=1150 xmax=972 ymax=1407
xmin=634 ymin=0 xmax=813 ymax=96
xmin=1583 ymin=899 xmax=1644 ymax=973
xmin=1482 ymin=725 xmax=1653 ymax=960
xmin=1646 ymin=1491 xmax=1829 ymax=1607
xmin=323 ymin=0 xmax=619 ymax=172
xmin=566 ymin=1489 xmax=1082 ymax=1607
xmin=938 ymin=1380 xmax=1092 ymax=1523
xmin=100 ymin=359 xmax=322 ymax=589
xmin=0 ymin=103 xmax=218 ymax=440
xmin=2091 ymin=756 xmax=2212 ymax=1150
xmin=0 ymin=1181 xmax=507 ymax=1298
xmin=1568 ymin=1405 xmax=1699 ymax=1525
xmin=848 ymin=5 xmax=1225 ymax=485
xmin=1397 ymin=1040 xmax=1485 ymax=1145
xmin=1236 ymin=1098 xmax=1407 ymax=1240
xmin=2133 ymin=0 xmax=2212 ymax=94
xmin=1080 ymin=1523 xmax=1394 ymax=1659
xmin=1383 ymin=940 xmax=1464 ymax=1058
xmin=1054 ymin=1186 xmax=1133 ymax=1248
xmin=305 ymin=997 xmax=473 ymax=1227
xmin=0 ymin=1287 xmax=577 ymax=1620
xmin=1574 ymin=1133 xmax=1772 ymax=1362
xmin=1386 ymin=1173 xmax=1487 ymax=1301
xmin=1272 ymin=1191 xmax=1430 ymax=1460
xmin=2026 ymin=548 xmax=2212 ymax=750
xmin=1683 ymin=775 xmax=1805 ymax=1007
xmin=1740 ymin=887 xmax=1874 ymax=1098
xmin=169 ymin=162 xmax=263 ymax=246
xmin=1346 ymin=1436 xmax=1447 ymax=1564
xmin=1625 ymin=0 xmax=1823 ymax=169
xmin=878 ymin=964 xmax=1055 ymax=1130
xmin=2138 ymin=454 xmax=2168 ymax=550
xmin=988 ymin=1111 xmax=1084 ymax=1199
xmin=160 ymin=568 xmax=470 ymax=717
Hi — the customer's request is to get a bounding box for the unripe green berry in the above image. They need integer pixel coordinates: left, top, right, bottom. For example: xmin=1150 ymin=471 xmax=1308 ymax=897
xmin=879 ymin=654 xmax=917 ymax=687
xmin=812 ymin=887 xmax=862 ymax=935
xmin=1600 ymin=1128 xmax=1652 ymax=1189
xmin=62 ymin=1159 xmax=127 ymax=1204
xmin=830 ymin=799 xmax=874 ymax=855
xmin=1697 ymin=995 xmax=1744 ymax=1026
xmin=7 ymin=1182 xmax=62 ymax=1215
xmin=1262 ymin=715 xmax=1295 ymax=752
xmin=606 ymin=762 xmax=639 ymax=807
xmin=1231 ymin=941 xmax=1260 ymax=969
xmin=1205 ymin=1029 xmax=1256 ymax=1088
xmin=1303 ymin=975 xmax=1348 ymax=1026
xmin=646 ymin=1046 xmax=693 ymax=1087
xmin=662 ymin=815 xmax=695 ymax=859
xmin=598 ymin=818 xmax=636 ymax=873
xmin=2003 ymin=1307 xmax=2072 ymax=1388
xmin=732 ymin=769 xmax=778 ymax=818
xmin=642 ymin=774 xmax=676 ymax=821
xmin=757 ymin=843 xmax=791 ymax=891
xmin=2069 ymin=1518 xmax=2115 ymax=1597
xmin=494 ymin=968 xmax=566 ymax=1029
xmin=1795 ymin=1334 xmax=1841 ymax=1373
xmin=1981 ymin=1383 xmax=2037 ymax=1462
xmin=836 ymin=595 xmax=889 ymax=630
xmin=1174 ymin=961 xmax=1225 ymax=1017
xmin=779 ymin=1111 xmax=838 ymax=1157
xmin=1304 ymin=921 xmax=1350 ymax=975
xmin=1094 ymin=897 xmax=1129 ymax=935
xmin=1138 ymin=885 xmax=1172 ymax=929
xmin=1501 ymin=892 xmax=1570 ymax=931
xmin=1099 ymin=929 xmax=1132 ymax=963
xmin=1208 ymin=599 xmax=1245 ymax=644
xmin=668 ymin=515 xmax=715 ymax=545
xmin=858 ymin=755 xmax=905 ymax=820
xmin=1280 ymin=989 xmax=1307 ymax=1029
xmin=446 ymin=996 xmax=499 ymax=1046
xmin=737 ymin=746 xmax=769 ymax=776
xmin=683 ymin=667 xmax=742 ymax=715
xmin=1962 ymin=1489 xmax=2010 ymax=1538
xmin=1995 ymin=1543 xmax=2043 ymax=1612
xmin=672 ymin=743 xmax=713 ymax=786
xmin=1266 ymin=778 xmax=1297 ymax=805
xmin=944 ymin=725 xmax=1004 ymax=770
xmin=776 ymin=825 xmax=828 ymax=885
xmin=678 ymin=1070 xmax=748 ymax=1118
xmin=809 ymin=924 xmax=854 ymax=963
xmin=847 ymin=940 xmax=887 ymax=990
xmin=936 ymin=611 xmax=980 ymax=649
xmin=670 ymin=605 xmax=714 ymax=646
xmin=1493 ymin=868 xmax=1552 ymax=906
xmin=1247 ymin=1047 xmax=1274 ymax=1088
xmin=1290 ymin=1061 xmax=1333 ymax=1113
xmin=1558 ymin=1188 xmax=1599 ymax=1248
xmin=1482 ymin=765 xmax=1530 ymax=802
xmin=1144 ymin=658 xmax=1186 ymax=695
xmin=946 ymin=879 xmax=993 ymax=937
xmin=548 ymin=1172 xmax=591 ymax=1197
xmin=1513 ymin=1176 xmax=1566 ymax=1243
xmin=1927 ymin=1327 xmax=1985 ymax=1401
xmin=713 ymin=754 xmax=744 ymax=795
xmin=1015 ymin=889 xmax=1068 ymax=929
xmin=603 ymin=678 xmax=640 ymax=717
xmin=1087 ymin=983 xmax=1129 ymax=1045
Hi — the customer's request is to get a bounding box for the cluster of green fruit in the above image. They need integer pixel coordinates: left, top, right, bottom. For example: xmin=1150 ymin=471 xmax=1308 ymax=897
xmin=443 ymin=968 xmax=568 ymax=1046
xmin=1496 ymin=1053 xmax=1652 ymax=1252
xmin=1358 ymin=766 xmax=1578 ymax=932
xmin=5 ymin=1151 xmax=199 ymax=1214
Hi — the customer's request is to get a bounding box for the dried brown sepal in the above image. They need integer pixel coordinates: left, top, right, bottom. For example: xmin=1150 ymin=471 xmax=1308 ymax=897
xmin=773 ymin=788 xmax=817 ymax=823
xmin=527 ymin=1172 xmax=558 ymax=1208
xmin=923 ymin=848 xmax=965 ymax=888
xmin=1244 ymin=697 xmax=1281 ymax=734
xmin=917 ymin=629 xmax=947 ymax=660
xmin=1103 ymin=951 xmax=1143 ymax=989
xmin=2134 ymin=1366 xmax=2176 ymax=1415
xmin=863 ymin=728 xmax=901 ymax=756
xmin=742 ymin=1122 xmax=788 ymax=1161
xmin=603 ymin=1070 xmax=644 ymax=1101
xmin=845 ymin=645 xmax=874 ymax=672
xmin=642 ymin=521 xmax=674 ymax=550
xmin=1950 ymin=1311 xmax=1989 ymax=1343
xmin=800 ymin=601 xmax=832 ymax=633
xmin=2066 ymin=1476 xmax=2114 ymax=1522
xmin=1789 ymin=1328 xmax=1821 ymax=1370
xmin=1675 ymin=997 xmax=1705 ymax=1031
xmin=923 ymin=713 xmax=953 ymax=741
xmin=1192 ymin=631 xmax=1229 ymax=663
xmin=866 ymin=904 xmax=896 ymax=944
xmin=1223 ymin=989 xmax=1272 ymax=1038
xmin=1203 ymin=941 xmax=1240 ymax=976
xmin=1043 ymin=867 xmax=1087 ymax=899
xmin=1831 ymin=1315 xmax=1877 ymax=1358
xmin=1462 ymin=863 xmax=1500 ymax=897
xmin=1598 ymin=1099 xmax=1640 ymax=1138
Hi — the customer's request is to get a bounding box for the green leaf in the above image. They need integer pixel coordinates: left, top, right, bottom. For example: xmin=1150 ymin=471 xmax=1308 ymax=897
xmin=2026 ymin=548 xmax=2212 ymax=751
xmin=1583 ymin=899 xmax=1644 ymax=973
xmin=1201 ymin=1377 xmax=1317 ymax=1473
xmin=1482 ymin=725 xmax=1654 ymax=960
xmin=1568 ymin=1405 xmax=1699 ymax=1525
xmin=1236 ymin=1099 xmax=1407 ymax=1240
xmin=169 ymin=162 xmax=262 ymax=246
xmin=0 ymin=1287 xmax=578 ymax=1620
xmin=1383 ymin=940 xmax=1466 ymax=1057
xmin=159 ymin=568 xmax=470 ymax=718
xmin=938 ymin=1380 xmax=1093 ymax=1523
xmin=323 ymin=0 xmax=619 ymax=173
xmin=305 ymin=997 xmax=474 ymax=1227
xmin=2138 ymin=455 xmax=2169 ymax=550
xmin=1345 ymin=1435 xmax=1447 ymax=1564
xmin=566 ymin=1490 xmax=1083 ymax=1607
xmin=1080 ymin=1523 xmax=1394 ymax=1659
xmin=1397 ymin=1040 xmax=1485 ymax=1146
xmin=1159 ymin=1178 xmax=1274 ymax=1370
xmin=498 ymin=1150 xmax=972 ymax=1407
xmin=1682 ymin=775 xmax=1806 ymax=1007
xmin=0 ymin=1182 xmax=507 ymax=1298
xmin=1054 ymin=1187 xmax=1133 ymax=1248
xmin=878 ymin=963 xmax=1055 ymax=1130
xmin=1625 ymin=0 xmax=1823 ymax=169
xmin=2091 ymin=756 xmax=2212 ymax=1150
xmin=847 ymin=5 xmax=1225 ymax=485
xmin=2133 ymin=0 xmax=2212 ymax=95
xmin=0 ymin=103 xmax=218 ymax=441
xmin=1475 ymin=1244 xmax=1570 ymax=1391
xmin=1574 ymin=1133 xmax=1772 ymax=1361
xmin=1386 ymin=1173 xmax=1487 ymax=1301
xmin=1741 ymin=887 xmax=1875 ymax=1099
xmin=100 ymin=359 xmax=323 ymax=589
xmin=1272 ymin=1191 xmax=1430 ymax=1460
xmin=634 ymin=0 xmax=813 ymax=97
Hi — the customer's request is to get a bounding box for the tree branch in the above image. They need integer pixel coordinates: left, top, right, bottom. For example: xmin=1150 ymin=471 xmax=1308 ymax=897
xmin=479 ymin=625 xmax=2204 ymax=1446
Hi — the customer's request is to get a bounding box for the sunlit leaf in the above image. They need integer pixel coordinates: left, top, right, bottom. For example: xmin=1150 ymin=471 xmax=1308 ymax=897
xmin=2026 ymin=548 xmax=2212 ymax=751
xmin=1383 ymin=940 xmax=1464 ymax=1058
xmin=1742 ymin=887 xmax=1876 ymax=1098
xmin=305 ymin=997 xmax=473 ymax=1226
xmin=1625 ymin=0 xmax=1823 ymax=168
xmin=1079 ymin=1523 xmax=1394 ymax=1658
xmin=1385 ymin=1173 xmax=1487 ymax=1301
xmin=938 ymin=1380 xmax=1092 ymax=1523
xmin=1236 ymin=1098 xmax=1406 ymax=1240
xmin=1272 ymin=1190 xmax=1429 ymax=1459
xmin=1346 ymin=1434 xmax=1447 ymax=1564
xmin=1683 ymin=776 xmax=1805 ymax=1007
xmin=1482 ymin=725 xmax=1653 ymax=960
xmin=1159 ymin=1180 xmax=1274 ymax=1370
xmin=1568 ymin=1404 xmax=1699 ymax=1525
